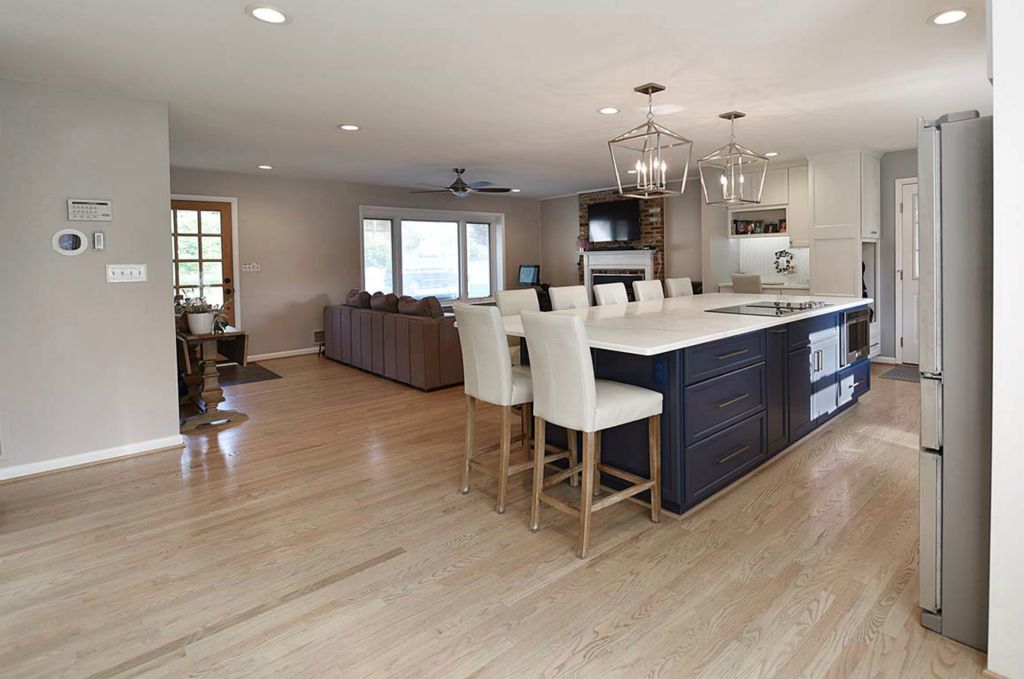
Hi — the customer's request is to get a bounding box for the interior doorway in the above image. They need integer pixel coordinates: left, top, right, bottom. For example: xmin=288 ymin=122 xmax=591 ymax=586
xmin=895 ymin=179 xmax=919 ymax=365
xmin=171 ymin=198 xmax=238 ymax=326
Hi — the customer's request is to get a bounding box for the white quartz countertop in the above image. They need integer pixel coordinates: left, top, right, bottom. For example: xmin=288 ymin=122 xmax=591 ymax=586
xmin=719 ymin=282 xmax=810 ymax=289
xmin=503 ymin=293 xmax=872 ymax=356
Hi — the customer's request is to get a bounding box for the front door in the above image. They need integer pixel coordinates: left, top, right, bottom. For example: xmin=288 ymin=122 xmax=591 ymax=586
xmin=171 ymin=200 xmax=235 ymax=325
xmin=899 ymin=182 xmax=920 ymax=364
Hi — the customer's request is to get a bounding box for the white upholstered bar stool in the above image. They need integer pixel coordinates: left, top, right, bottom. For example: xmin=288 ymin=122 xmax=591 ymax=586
xmin=453 ymin=303 xmax=573 ymax=513
xmin=521 ymin=310 xmax=662 ymax=558
xmin=593 ymin=282 xmax=628 ymax=306
xmin=549 ymin=285 xmax=590 ymax=311
xmin=632 ymin=279 xmax=664 ymax=301
xmin=665 ymin=277 xmax=694 ymax=297
xmin=731 ymin=273 xmax=763 ymax=294
xmin=496 ymin=288 xmax=539 ymax=365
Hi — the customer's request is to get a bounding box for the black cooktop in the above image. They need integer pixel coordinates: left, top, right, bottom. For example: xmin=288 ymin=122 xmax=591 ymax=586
xmin=706 ymin=301 xmax=832 ymax=317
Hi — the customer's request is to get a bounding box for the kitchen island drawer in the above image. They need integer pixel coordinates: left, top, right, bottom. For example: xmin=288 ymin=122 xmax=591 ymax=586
xmin=684 ymin=413 xmax=765 ymax=503
xmin=787 ymin=313 xmax=838 ymax=351
xmin=685 ymin=414 xmax=766 ymax=505
xmin=838 ymin=358 xmax=871 ymax=407
xmin=684 ymin=363 xmax=765 ymax=444
xmin=684 ymin=330 xmax=764 ymax=385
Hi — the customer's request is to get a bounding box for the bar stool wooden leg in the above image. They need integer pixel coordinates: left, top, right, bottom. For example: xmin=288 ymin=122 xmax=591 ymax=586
xmin=530 ymin=417 xmax=547 ymax=531
xmin=496 ymin=405 xmax=513 ymax=514
xmin=594 ymin=431 xmax=602 ymax=496
xmin=577 ymin=431 xmax=596 ymax=558
xmin=648 ymin=414 xmax=661 ymax=523
xmin=567 ymin=429 xmax=579 ymax=487
xmin=461 ymin=396 xmax=476 ymax=494
xmin=521 ymin=403 xmax=532 ymax=458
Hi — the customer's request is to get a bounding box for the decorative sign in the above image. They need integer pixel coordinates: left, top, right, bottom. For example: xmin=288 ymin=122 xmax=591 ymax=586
xmin=67 ymin=198 xmax=113 ymax=221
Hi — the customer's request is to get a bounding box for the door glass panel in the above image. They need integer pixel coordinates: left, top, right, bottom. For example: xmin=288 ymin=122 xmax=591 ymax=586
xmin=204 ymin=286 xmax=224 ymax=307
xmin=200 ymin=211 xmax=222 ymax=234
xmin=202 ymin=261 xmax=223 ymax=286
xmin=177 ymin=236 xmax=199 ymax=260
xmin=401 ymin=220 xmax=459 ymax=300
xmin=176 ymin=210 xmax=198 ymax=234
xmin=466 ymin=222 xmax=491 ymax=298
xmin=178 ymin=286 xmax=200 ymax=300
xmin=362 ymin=219 xmax=394 ymax=293
xmin=178 ymin=262 xmax=200 ymax=286
xmin=201 ymin=236 xmax=223 ymax=259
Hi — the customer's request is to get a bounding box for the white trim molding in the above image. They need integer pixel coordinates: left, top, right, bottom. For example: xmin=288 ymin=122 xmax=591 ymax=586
xmin=171 ymin=194 xmax=242 ymax=328
xmin=248 ymin=346 xmax=320 ymax=362
xmin=0 ymin=435 xmax=184 ymax=482
xmin=870 ymin=355 xmax=898 ymax=365
xmin=893 ymin=177 xmax=918 ymax=364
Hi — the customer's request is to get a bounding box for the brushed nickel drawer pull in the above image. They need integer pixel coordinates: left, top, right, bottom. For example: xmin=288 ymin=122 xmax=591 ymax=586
xmin=716 ymin=348 xmax=749 ymax=361
xmin=852 ymin=381 xmax=863 ymax=388
xmin=716 ymin=444 xmax=749 ymax=465
xmin=715 ymin=393 xmax=750 ymax=409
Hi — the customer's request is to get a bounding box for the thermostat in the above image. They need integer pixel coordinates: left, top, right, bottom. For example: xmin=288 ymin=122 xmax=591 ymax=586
xmin=52 ymin=228 xmax=88 ymax=256
xmin=67 ymin=198 xmax=113 ymax=221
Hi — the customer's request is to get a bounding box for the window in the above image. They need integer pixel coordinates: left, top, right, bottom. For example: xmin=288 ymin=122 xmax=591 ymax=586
xmin=359 ymin=208 xmax=502 ymax=301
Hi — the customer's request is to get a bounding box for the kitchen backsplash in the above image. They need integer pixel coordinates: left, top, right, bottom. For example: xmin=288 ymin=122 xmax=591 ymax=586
xmin=737 ymin=236 xmax=810 ymax=285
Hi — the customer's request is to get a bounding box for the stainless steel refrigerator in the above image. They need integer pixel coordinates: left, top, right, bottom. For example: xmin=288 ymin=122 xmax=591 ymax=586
xmin=918 ymin=111 xmax=993 ymax=652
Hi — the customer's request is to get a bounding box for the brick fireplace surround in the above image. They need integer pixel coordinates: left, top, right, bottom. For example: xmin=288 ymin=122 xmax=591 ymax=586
xmin=577 ymin=188 xmax=665 ymax=284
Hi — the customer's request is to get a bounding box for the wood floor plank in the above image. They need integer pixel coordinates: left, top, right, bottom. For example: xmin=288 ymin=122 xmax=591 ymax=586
xmin=0 ymin=356 xmax=987 ymax=677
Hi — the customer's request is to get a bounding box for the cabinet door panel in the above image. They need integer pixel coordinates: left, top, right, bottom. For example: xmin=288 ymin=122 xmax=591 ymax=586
xmin=766 ymin=327 xmax=789 ymax=455
xmin=788 ymin=346 xmax=814 ymax=443
xmin=810 ymin=334 xmax=840 ymax=422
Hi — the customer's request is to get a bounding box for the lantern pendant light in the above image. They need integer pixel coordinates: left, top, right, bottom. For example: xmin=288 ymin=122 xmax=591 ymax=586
xmin=698 ymin=111 xmax=769 ymax=206
xmin=608 ymin=83 xmax=693 ymax=200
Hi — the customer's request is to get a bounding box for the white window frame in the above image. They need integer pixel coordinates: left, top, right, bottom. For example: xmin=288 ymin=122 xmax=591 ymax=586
xmin=359 ymin=205 xmax=505 ymax=302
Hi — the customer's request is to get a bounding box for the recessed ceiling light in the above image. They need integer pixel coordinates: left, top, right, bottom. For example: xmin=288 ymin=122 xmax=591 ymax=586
xmin=258 ymin=164 xmax=273 ymax=170
xmin=930 ymin=8 xmax=967 ymax=25
xmin=246 ymin=5 xmax=291 ymax=24
xmin=337 ymin=124 xmax=360 ymax=131
xmin=511 ymin=188 xmax=521 ymax=193
xmin=765 ymin=152 xmax=779 ymax=158
xmin=597 ymin=107 xmax=620 ymax=115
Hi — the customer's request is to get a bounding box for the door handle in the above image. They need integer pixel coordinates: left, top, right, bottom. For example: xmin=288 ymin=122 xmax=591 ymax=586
xmin=715 ymin=393 xmax=749 ymax=409
xmin=716 ymin=348 xmax=749 ymax=361
xmin=716 ymin=444 xmax=749 ymax=465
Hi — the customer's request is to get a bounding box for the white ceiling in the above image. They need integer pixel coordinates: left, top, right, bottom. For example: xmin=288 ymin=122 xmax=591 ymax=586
xmin=0 ymin=0 xmax=991 ymax=197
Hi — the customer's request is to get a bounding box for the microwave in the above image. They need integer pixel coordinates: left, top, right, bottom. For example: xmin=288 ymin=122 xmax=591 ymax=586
xmin=841 ymin=307 xmax=871 ymax=366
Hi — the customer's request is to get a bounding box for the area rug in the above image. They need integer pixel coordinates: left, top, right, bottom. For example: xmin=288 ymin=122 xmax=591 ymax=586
xmin=217 ymin=362 xmax=282 ymax=387
xmin=879 ymin=365 xmax=920 ymax=383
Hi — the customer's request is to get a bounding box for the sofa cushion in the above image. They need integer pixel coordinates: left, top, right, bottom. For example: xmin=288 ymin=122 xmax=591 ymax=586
xmin=346 ymin=289 xmax=371 ymax=308
xmin=370 ymin=292 xmax=400 ymax=313
xmin=398 ymin=296 xmax=443 ymax=318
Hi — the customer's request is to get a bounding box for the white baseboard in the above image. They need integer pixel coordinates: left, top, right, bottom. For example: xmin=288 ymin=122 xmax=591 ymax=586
xmin=248 ymin=346 xmax=320 ymax=362
xmin=0 ymin=434 xmax=185 ymax=482
xmin=871 ymin=355 xmax=898 ymax=365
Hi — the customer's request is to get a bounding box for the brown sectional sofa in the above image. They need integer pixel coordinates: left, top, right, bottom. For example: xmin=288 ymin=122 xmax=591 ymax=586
xmin=323 ymin=295 xmax=463 ymax=390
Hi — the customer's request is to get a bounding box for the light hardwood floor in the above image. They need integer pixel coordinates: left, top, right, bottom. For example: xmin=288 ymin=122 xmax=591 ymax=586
xmin=0 ymin=356 xmax=987 ymax=678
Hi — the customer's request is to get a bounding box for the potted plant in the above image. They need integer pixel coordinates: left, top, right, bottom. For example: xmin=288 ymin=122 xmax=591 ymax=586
xmin=176 ymin=297 xmax=231 ymax=335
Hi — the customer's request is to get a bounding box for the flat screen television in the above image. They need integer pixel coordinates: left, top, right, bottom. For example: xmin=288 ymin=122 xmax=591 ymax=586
xmin=588 ymin=199 xmax=641 ymax=242
xmin=518 ymin=264 xmax=540 ymax=286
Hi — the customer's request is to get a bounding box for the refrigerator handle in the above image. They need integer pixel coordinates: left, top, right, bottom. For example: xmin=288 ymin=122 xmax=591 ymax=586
xmin=919 ymin=450 xmax=942 ymax=613
xmin=917 ymin=119 xmax=942 ymax=375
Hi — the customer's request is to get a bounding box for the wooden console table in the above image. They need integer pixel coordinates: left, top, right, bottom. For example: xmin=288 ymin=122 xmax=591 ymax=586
xmin=177 ymin=326 xmax=250 ymax=432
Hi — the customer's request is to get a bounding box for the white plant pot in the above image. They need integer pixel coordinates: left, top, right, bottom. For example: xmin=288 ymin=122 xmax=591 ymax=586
xmin=187 ymin=312 xmax=216 ymax=335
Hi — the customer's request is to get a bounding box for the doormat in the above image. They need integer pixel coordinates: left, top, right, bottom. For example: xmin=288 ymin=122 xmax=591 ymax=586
xmin=879 ymin=365 xmax=920 ymax=383
xmin=218 ymin=363 xmax=282 ymax=387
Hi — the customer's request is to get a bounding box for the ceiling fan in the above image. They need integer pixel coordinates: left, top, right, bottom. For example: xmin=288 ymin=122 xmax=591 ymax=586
xmin=411 ymin=168 xmax=514 ymax=198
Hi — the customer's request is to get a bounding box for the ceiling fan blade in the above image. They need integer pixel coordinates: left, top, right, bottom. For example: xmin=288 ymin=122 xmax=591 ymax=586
xmin=472 ymin=187 xmax=513 ymax=193
xmin=410 ymin=189 xmax=453 ymax=194
xmin=468 ymin=180 xmax=493 ymax=188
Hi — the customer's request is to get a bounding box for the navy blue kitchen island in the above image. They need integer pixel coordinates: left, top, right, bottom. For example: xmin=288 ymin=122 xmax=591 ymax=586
xmin=512 ymin=296 xmax=872 ymax=515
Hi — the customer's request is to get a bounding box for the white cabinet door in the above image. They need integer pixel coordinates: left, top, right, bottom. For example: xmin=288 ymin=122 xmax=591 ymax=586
xmin=786 ymin=166 xmax=810 ymax=246
xmin=861 ymin=154 xmax=881 ymax=240
xmin=810 ymin=335 xmax=840 ymax=420
xmin=760 ymin=168 xmax=789 ymax=206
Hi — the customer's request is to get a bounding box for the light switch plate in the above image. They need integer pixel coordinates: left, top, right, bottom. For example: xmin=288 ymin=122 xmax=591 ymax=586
xmin=106 ymin=264 xmax=148 ymax=283
xmin=241 ymin=262 xmax=262 ymax=272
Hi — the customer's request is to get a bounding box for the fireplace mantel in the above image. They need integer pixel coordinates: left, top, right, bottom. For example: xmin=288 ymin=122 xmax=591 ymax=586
xmin=582 ymin=249 xmax=655 ymax=297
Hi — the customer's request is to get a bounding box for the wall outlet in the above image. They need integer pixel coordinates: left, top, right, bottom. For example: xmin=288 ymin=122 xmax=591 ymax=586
xmin=105 ymin=264 xmax=147 ymax=283
xmin=241 ymin=262 xmax=262 ymax=272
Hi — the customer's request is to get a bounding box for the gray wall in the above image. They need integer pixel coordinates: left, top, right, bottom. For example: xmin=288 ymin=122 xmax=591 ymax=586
xmin=539 ymin=195 xmax=581 ymax=286
xmin=0 ymin=80 xmax=180 ymax=474
xmin=169 ymin=168 xmax=542 ymax=356
xmin=879 ymin=148 xmax=918 ymax=358
xmin=664 ymin=182 xmax=702 ymax=281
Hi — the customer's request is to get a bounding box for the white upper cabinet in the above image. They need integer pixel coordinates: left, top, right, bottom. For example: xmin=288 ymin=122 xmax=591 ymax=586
xmin=786 ymin=166 xmax=810 ymax=247
xmin=759 ymin=167 xmax=789 ymax=206
xmin=808 ymin=149 xmax=881 ymax=296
